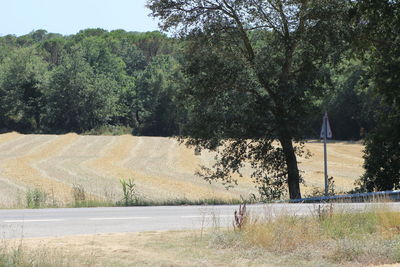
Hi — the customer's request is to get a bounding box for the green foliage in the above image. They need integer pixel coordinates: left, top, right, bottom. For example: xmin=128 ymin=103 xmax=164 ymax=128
xmin=135 ymin=55 xmax=186 ymax=136
xmin=119 ymin=178 xmax=139 ymax=206
xmin=352 ymin=0 xmax=400 ymax=191
xmin=25 ymin=188 xmax=47 ymax=208
xmin=0 ymin=48 xmax=48 ymax=132
xmin=39 ymin=37 xmax=66 ymax=66
xmin=0 ymin=28 xmax=182 ymax=136
xmin=148 ymin=0 xmax=352 ymax=199
xmin=319 ymin=211 xmax=378 ymax=239
xmin=117 ymin=196 xmax=241 ymax=207
xmin=83 ymin=125 xmax=132 ymax=136
xmin=310 ymin=59 xmax=378 ymax=140
xmin=360 ymin=108 xmax=400 ymax=191
xmin=42 ymin=47 xmax=119 ymax=132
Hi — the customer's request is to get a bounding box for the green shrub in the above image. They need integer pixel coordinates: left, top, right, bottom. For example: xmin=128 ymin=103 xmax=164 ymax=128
xmin=119 ymin=178 xmax=138 ymax=206
xmin=83 ymin=125 xmax=132 ymax=136
xmin=25 ymin=188 xmax=47 ymax=208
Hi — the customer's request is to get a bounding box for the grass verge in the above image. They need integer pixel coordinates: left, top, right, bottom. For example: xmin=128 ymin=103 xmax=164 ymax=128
xmin=67 ymin=197 xmax=242 ymax=208
xmin=0 ymin=240 xmax=96 ymax=267
xmin=1 ymin=204 xmax=399 ymax=266
xmin=117 ymin=197 xmax=242 ymax=206
xmin=215 ymin=204 xmax=400 ymax=266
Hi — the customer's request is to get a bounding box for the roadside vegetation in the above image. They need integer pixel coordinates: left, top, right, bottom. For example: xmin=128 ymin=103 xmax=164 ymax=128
xmin=2 ymin=178 xmax=242 ymax=209
xmin=6 ymin=174 xmax=364 ymax=209
xmin=1 ymin=204 xmax=399 ymax=266
xmin=220 ymin=204 xmax=400 ymax=266
xmin=0 ymin=240 xmax=95 ymax=267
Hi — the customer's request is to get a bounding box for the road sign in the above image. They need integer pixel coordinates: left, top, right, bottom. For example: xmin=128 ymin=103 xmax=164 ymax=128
xmin=320 ymin=112 xmax=332 ymax=139
xmin=320 ymin=112 xmax=333 ymax=196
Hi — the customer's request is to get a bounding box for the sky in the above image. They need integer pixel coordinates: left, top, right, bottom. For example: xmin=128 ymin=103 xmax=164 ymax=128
xmin=0 ymin=0 xmax=160 ymax=36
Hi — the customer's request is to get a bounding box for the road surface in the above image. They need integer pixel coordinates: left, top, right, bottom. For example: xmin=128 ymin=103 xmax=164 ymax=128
xmin=1 ymin=203 xmax=399 ymax=239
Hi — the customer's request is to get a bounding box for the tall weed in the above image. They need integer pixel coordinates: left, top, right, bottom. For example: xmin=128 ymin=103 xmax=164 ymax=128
xmin=25 ymin=188 xmax=47 ymax=208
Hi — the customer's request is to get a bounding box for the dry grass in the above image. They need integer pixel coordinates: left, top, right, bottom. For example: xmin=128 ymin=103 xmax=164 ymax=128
xmin=299 ymin=141 xmax=364 ymax=194
xmin=0 ymin=132 xmax=21 ymax=145
xmin=1 ymin=206 xmax=398 ymax=266
xmin=0 ymin=133 xmax=365 ymax=207
xmin=213 ymin=205 xmax=400 ymax=266
xmin=0 ymin=230 xmax=333 ymax=267
xmin=0 ymin=134 xmax=79 ymax=204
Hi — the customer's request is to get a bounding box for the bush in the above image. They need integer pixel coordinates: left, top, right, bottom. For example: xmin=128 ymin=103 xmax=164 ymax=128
xmin=69 ymin=184 xmax=115 ymax=208
xmin=83 ymin=125 xmax=132 ymax=136
xmin=72 ymin=184 xmax=86 ymax=204
xmin=25 ymin=188 xmax=47 ymax=208
xmin=119 ymin=178 xmax=138 ymax=206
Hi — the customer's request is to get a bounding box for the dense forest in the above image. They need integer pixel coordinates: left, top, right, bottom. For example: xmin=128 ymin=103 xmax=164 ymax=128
xmin=0 ymin=29 xmax=185 ymax=136
xmin=0 ymin=28 xmax=375 ymax=139
xmin=0 ymin=0 xmax=399 ymax=197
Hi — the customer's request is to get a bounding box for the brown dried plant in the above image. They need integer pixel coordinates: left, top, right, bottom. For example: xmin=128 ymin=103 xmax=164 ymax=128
xmin=233 ymin=204 xmax=247 ymax=231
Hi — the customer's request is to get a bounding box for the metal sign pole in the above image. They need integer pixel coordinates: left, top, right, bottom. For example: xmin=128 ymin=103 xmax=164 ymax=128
xmin=324 ymin=114 xmax=328 ymax=196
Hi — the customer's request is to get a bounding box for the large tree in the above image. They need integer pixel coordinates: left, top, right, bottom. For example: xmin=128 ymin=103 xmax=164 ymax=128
xmin=0 ymin=48 xmax=48 ymax=132
xmin=42 ymin=46 xmax=120 ymax=132
xmin=135 ymin=55 xmax=185 ymax=136
xmin=352 ymin=0 xmax=400 ymax=191
xmin=148 ymin=0 xmax=350 ymax=199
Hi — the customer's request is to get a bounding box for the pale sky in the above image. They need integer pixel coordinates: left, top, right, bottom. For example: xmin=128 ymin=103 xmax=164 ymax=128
xmin=0 ymin=0 xmax=160 ymax=36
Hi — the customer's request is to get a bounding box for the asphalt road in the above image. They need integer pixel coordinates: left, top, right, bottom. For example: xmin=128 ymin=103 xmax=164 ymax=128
xmin=1 ymin=203 xmax=399 ymax=239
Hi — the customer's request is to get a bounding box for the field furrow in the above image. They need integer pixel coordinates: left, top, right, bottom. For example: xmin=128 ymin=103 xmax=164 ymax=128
xmin=0 ymin=132 xmax=21 ymax=145
xmin=0 ymin=133 xmax=365 ymax=206
xmin=123 ymin=137 xmax=255 ymax=200
xmin=0 ymin=134 xmax=79 ymax=203
xmin=85 ymin=136 xmax=237 ymax=200
xmin=299 ymin=142 xmax=363 ymax=192
xmin=38 ymin=135 xmax=119 ymax=201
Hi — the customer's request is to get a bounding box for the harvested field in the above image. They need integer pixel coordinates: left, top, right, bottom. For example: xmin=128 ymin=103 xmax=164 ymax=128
xmin=0 ymin=133 xmax=364 ymax=207
xmin=298 ymin=141 xmax=364 ymax=193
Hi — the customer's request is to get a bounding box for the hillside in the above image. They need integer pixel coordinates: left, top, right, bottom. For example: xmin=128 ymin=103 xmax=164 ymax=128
xmin=0 ymin=133 xmax=363 ymax=207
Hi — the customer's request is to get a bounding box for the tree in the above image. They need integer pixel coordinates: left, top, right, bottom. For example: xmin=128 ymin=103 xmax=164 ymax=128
xmin=40 ymin=37 xmax=66 ymax=66
xmin=0 ymin=48 xmax=49 ymax=131
xmin=316 ymin=58 xmax=378 ymax=140
xmin=114 ymin=39 xmax=146 ymax=76
xmin=135 ymin=55 xmax=185 ymax=136
xmin=148 ymin=0 xmax=350 ymax=199
xmin=42 ymin=47 xmax=119 ymax=132
xmin=134 ymin=31 xmax=172 ymax=63
xmin=352 ymin=0 xmax=400 ymax=191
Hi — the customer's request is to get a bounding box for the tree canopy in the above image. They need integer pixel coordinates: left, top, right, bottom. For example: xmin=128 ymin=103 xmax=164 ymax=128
xmin=352 ymin=0 xmax=400 ymax=191
xmin=0 ymin=29 xmax=180 ymax=136
xmin=147 ymin=0 xmax=353 ymax=199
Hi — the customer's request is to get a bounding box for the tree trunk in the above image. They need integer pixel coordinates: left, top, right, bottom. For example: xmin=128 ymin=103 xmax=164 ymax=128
xmin=34 ymin=107 xmax=41 ymax=130
xmin=279 ymin=134 xmax=302 ymax=199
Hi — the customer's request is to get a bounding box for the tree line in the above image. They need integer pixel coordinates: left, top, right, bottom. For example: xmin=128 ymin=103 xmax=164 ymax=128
xmin=0 ymin=0 xmax=399 ymax=198
xmin=0 ymin=29 xmax=185 ymax=136
xmin=0 ymin=28 xmax=374 ymax=139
